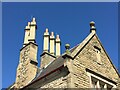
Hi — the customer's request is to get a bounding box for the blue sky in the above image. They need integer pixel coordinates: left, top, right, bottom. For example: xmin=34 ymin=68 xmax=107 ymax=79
xmin=2 ymin=2 xmax=118 ymax=88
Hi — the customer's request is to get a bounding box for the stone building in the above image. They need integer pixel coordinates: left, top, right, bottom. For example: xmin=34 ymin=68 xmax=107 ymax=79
xmin=8 ymin=18 xmax=120 ymax=90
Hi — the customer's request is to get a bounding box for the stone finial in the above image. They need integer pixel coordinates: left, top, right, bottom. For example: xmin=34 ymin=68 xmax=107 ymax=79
xmin=65 ymin=44 xmax=70 ymax=54
xmin=90 ymin=21 xmax=95 ymax=26
xmin=65 ymin=44 xmax=70 ymax=50
xmin=90 ymin=21 xmax=96 ymax=33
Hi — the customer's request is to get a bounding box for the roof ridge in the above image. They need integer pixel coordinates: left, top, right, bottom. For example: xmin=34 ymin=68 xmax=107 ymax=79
xmin=70 ymin=32 xmax=95 ymax=58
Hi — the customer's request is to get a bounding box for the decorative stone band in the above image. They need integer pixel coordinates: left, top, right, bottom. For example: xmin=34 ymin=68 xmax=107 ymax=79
xmin=43 ymin=34 xmax=49 ymax=37
xmin=62 ymin=53 xmax=72 ymax=59
xmin=30 ymin=24 xmax=36 ymax=26
xmin=30 ymin=59 xmax=38 ymax=66
xmin=23 ymin=43 xmax=28 ymax=46
xmin=40 ymin=52 xmax=56 ymax=58
xmin=43 ymin=50 xmax=48 ymax=52
xmin=90 ymin=28 xmax=96 ymax=33
xmin=55 ymin=40 xmax=61 ymax=44
xmin=30 ymin=24 xmax=37 ymax=29
xmin=28 ymin=39 xmax=36 ymax=43
xmin=20 ymin=42 xmax=38 ymax=51
xmin=24 ymin=28 xmax=30 ymax=31
xmin=49 ymin=38 xmax=55 ymax=40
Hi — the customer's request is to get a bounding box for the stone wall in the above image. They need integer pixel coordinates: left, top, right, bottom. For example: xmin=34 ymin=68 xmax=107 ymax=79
xmin=40 ymin=53 xmax=55 ymax=69
xmin=71 ymin=35 xmax=119 ymax=88
xmin=31 ymin=67 xmax=69 ymax=89
xmin=117 ymin=78 xmax=120 ymax=90
xmin=41 ymin=75 xmax=67 ymax=88
xmin=15 ymin=43 xmax=38 ymax=88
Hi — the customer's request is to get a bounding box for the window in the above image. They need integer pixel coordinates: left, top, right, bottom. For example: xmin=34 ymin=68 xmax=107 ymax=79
xmin=87 ymin=69 xmax=116 ymax=90
xmin=94 ymin=46 xmax=101 ymax=64
xmin=91 ymin=76 xmax=113 ymax=90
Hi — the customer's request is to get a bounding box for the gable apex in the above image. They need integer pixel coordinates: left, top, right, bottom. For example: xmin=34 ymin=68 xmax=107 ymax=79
xmin=70 ymin=31 xmax=96 ymax=58
xmin=70 ymin=32 xmax=120 ymax=78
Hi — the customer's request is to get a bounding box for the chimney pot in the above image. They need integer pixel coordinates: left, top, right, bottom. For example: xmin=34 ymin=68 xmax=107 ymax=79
xmin=43 ymin=28 xmax=49 ymax=52
xmin=23 ymin=22 xmax=31 ymax=47
xmin=55 ymin=35 xmax=61 ymax=56
xmin=29 ymin=17 xmax=37 ymax=43
xmin=50 ymin=32 xmax=55 ymax=55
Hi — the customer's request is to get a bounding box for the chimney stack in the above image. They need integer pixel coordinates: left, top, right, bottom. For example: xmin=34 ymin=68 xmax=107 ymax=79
xmin=23 ymin=22 xmax=30 ymax=47
xmin=15 ymin=18 xmax=38 ymax=88
xmin=55 ymin=35 xmax=61 ymax=57
xmin=50 ymin=32 xmax=55 ymax=55
xmin=29 ymin=17 xmax=37 ymax=43
xmin=43 ymin=28 xmax=49 ymax=53
xmin=40 ymin=30 xmax=62 ymax=69
xmin=90 ymin=21 xmax=96 ymax=33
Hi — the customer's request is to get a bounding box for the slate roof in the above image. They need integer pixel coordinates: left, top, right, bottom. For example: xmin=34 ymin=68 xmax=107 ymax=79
xmin=30 ymin=44 xmax=79 ymax=83
xmin=32 ymin=55 xmax=64 ymax=82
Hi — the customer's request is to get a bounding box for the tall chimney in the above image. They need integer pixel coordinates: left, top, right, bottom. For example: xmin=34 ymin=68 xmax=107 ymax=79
xmin=29 ymin=17 xmax=37 ymax=43
xmin=55 ymin=35 xmax=61 ymax=57
xmin=50 ymin=32 xmax=55 ymax=55
xmin=23 ymin=22 xmax=30 ymax=47
xmin=43 ymin=28 xmax=49 ymax=52
xmin=40 ymin=31 xmax=56 ymax=69
xmin=15 ymin=18 xmax=38 ymax=88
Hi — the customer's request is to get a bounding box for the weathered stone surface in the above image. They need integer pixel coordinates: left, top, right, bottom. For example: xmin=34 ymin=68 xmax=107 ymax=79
xmin=11 ymin=30 xmax=119 ymax=90
xmin=40 ymin=53 xmax=56 ymax=69
xmin=25 ymin=67 xmax=69 ymax=89
xmin=23 ymin=34 xmax=119 ymax=89
xmin=71 ymin=35 xmax=119 ymax=88
xmin=15 ymin=43 xmax=38 ymax=88
xmin=117 ymin=77 xmax=120 ymax=90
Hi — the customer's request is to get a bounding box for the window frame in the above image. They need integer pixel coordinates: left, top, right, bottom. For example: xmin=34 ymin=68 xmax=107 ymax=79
xmin=86 ymin=69 xmax=116 ymax=89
